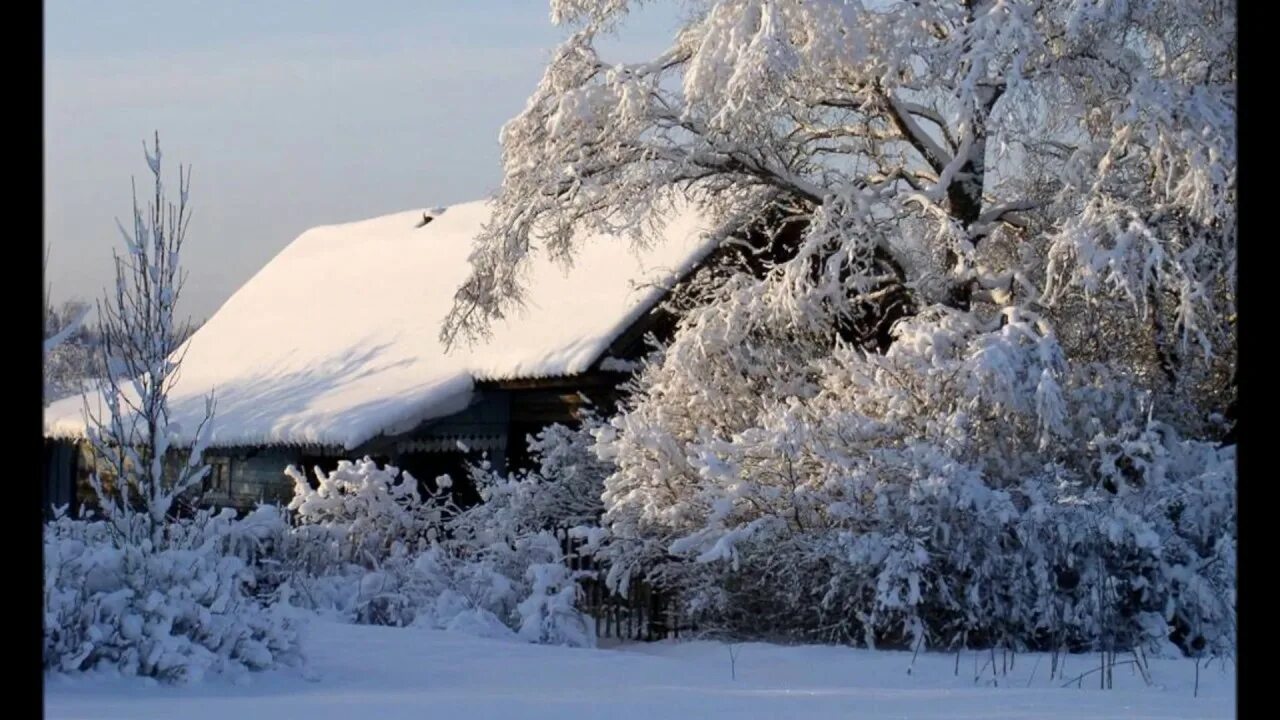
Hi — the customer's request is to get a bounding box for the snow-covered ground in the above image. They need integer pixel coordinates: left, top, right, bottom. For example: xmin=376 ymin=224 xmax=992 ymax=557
xmin=45 ymin=616 xmax=1233 ymax=719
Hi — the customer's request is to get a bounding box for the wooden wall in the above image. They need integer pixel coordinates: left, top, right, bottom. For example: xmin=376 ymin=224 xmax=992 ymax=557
xmin=44 ymin=369 xmax=636 ymax=515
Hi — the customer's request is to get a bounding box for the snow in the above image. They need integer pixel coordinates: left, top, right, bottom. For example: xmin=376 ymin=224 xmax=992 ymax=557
xmin=44 ymin=199 xmax=715 ymax=450
xmin=44 ymin=615 xmax=1235 ymax=720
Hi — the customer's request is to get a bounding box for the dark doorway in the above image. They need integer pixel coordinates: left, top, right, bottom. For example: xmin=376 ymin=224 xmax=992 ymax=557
xmin=43 ymin=440 xmax=78 ymax=517
xmin=394 ymin=451 xmax=484 ymax=508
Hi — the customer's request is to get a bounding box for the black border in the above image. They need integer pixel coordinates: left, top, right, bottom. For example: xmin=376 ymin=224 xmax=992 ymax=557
xmin=1235 ymin=0 xmax=1256 ymax=716
xmin=28 ymin=3 xmax=47 ymax=718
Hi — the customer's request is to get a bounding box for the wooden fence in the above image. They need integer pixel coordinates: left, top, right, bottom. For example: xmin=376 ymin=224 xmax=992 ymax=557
xmin=551 ymin=526 xmax=684 ymax=641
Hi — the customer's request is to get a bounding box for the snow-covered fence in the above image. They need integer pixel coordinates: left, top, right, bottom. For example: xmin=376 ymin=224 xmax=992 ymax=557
xmin=551 ymin=525 xmax=683 ymax=641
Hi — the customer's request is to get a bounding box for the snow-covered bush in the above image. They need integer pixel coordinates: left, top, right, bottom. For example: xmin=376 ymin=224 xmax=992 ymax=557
xmin=442 ymin=420 xmax=609 ymax=646
xmin=44 ymin=505 xmax=300 ymax=683
xmin=277 ymin=457 xmax=454 ymax=626
xmin=276 ymin=446 xmax=600 ymax=647
xmin=402 ymin=545 xmax=520 ymax=637
xmin=449 ymin=420 xmax=607 ymax=556
xmin=596 ymin=304 xmax=1235 ymax=654
xmin=284 ymin=457 xmax=450 ymax=571
xmin=518 ymin=559 xmax=596 ymax=647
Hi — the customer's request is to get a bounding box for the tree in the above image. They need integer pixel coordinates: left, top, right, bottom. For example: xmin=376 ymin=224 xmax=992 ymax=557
xmin=83 ymin=131 xmax=214 ymax=538
xmin=43 ymin=248 xmax=93 ymax=405
xmin=44 ymin=135 xmax=299 ymax=682
xmin=44 ymin=298 xmax=101 ymax=403
xmin=443 ymin=0 xmax=1234 ymax=413
xmin=442 ymin=1 xmax=1236 ymax=653
xmin=447 ymin=0 xmax=1237 ymax=446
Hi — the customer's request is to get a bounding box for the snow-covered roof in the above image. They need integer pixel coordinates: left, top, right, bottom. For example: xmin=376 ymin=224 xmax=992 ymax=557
xmin=44 ymin=199 xmax=715 ymax=450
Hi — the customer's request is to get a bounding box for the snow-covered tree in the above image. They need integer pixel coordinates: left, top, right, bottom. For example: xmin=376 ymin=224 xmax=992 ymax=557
xmin=82 ymin=132 xmax=214 ymax=533
xmin=442 ymin=1 xmax=1235 ymax=654
xmin=44 ymin=243 xmax=95 ymax=405
xmin=44 ymin=298 xmax=99 ymax=403
xmin=44 ymin=135 xmax=300 ymax=682
xmin=443 ymin=0 xmax=1234 ymax=420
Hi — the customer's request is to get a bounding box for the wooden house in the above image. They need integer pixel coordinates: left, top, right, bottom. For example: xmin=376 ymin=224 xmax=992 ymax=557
xmin=43 ymin=199 xmax=716 ymax=511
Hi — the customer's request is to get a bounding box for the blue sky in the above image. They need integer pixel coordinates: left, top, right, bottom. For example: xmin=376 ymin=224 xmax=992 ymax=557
xmin=44 ymin=1 xmax=677 ymax=320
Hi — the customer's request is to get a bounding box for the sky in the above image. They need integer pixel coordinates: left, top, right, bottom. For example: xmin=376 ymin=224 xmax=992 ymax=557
xmin=44 ymin=1 xmax=678 ymax=322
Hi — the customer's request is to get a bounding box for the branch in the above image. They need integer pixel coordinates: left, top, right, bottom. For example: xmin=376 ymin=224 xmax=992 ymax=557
xmin=882 ymin=90 xmax=954 ymax=173
xmin=968 ymin=199 xmax=1040 ymax=238
xmin=894 ymin=100 xmax=959 ymax=153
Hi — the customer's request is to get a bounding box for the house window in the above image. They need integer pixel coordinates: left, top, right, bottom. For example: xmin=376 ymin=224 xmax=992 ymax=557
xmin=205 ymin=457 xmax=232 ymax=495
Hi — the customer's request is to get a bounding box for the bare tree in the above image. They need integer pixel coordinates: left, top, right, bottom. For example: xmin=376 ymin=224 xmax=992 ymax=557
xmin=83 ymin=132 xmax=214 ymax=541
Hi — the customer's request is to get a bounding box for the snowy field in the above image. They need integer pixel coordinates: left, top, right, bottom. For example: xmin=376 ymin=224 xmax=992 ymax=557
xmin=45 ymin=616 xmax=1234 ymax=720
